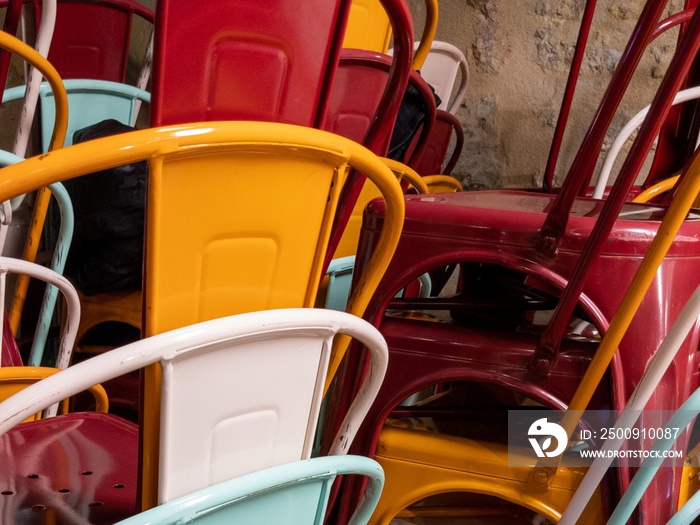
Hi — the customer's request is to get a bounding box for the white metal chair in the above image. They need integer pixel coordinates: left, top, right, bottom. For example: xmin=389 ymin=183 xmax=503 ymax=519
xmin=115 ymin=455 xmax=384 ymax=525
xmin=0 ymin=308 xmax=388 ymax=513
xmin=389 ymin=40 xmax=469 ymax=115
xmin=593 ymin=85 xmax=700 ymax=199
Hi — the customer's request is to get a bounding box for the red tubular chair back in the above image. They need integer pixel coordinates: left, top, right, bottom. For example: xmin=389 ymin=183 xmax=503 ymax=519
xmin=409 ymin=109 xmax=464 ymax=176
xmin=329 ymin=1 xmax=700 ymax=522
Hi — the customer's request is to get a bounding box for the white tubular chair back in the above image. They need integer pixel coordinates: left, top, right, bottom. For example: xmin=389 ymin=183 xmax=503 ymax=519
xmin=413 ymin=40 xmax=469 ymax=115
xmin=0 ymin=256 xmax=80 ymax=371
xmin=388 ymin=40 xmax=469 ymax=114
xmin=593 ymin=85 xmax=700 ymax=199
xmin=0 ymin=308 xmax=388 ymax=504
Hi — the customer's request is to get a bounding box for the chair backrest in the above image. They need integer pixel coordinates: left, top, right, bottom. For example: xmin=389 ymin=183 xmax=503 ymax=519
xmin=42 ymin=0 xmax=154 ymax=82
xmin=3 ymin=78 xmax=151 ymax=149
xmin=417 ymin=41 xmax=469 ymax=114
xmin=115 ymin=456 xmax=384 ymax=525
xmin=409 ymin=109 xmax=464 ymax=177
xmin=0 ymin=308 xmax=389 ymax=505
xmin=150 ymin=0 xmax=352 ymax=128
xmin=344 ymin=0 xmax=438 ymax=71
xmin=343 ymin=0 xmax=392 ymax=53
xmin=389 ymin=40 xmax=469 ymax=115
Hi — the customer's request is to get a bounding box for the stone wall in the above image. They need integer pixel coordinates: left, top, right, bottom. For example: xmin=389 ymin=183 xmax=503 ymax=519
xmin=408 ymin=0 xmax=683 ymax=189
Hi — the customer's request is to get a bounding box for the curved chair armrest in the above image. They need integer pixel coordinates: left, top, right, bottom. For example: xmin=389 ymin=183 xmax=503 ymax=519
xmin=421 ymin=174 xmax=463 ymax=193
xmin=412 ymin=0 xmax=438 ymax=71
xmin=0 ymin=366 xmax=108 ymax=422
xmin=381 ymin=157 xmax=430 ymax=194
xmin=631 ymin=175 xmax=679 ymax=203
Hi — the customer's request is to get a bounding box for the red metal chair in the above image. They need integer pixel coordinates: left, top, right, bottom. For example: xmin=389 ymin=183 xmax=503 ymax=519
xmin=42 ymin=0 xmax=153 ymax=82
xmin=328 ymin=1 xmax=700 ymax=522
xmin=150 ymin=0 xmax=354 ymax=128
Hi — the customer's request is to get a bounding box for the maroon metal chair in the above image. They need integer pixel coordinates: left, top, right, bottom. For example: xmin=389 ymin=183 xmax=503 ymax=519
xmin=328 ymin=1 xmax=700 ymax=522
xmin=0 ymin=0 xmax=154 ymax=82
xmin=408 ymin=109 xmax=464 ymax=176
xmin=323 ymin=49 xmax=436 ymax=171
xmin=46 ymin=0 xmax=153 ymax=82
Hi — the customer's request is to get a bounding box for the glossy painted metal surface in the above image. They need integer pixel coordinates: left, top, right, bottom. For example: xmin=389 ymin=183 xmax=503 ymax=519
xmin=0 ymin=309 xmax=388 ymax=520
xmin=115 ymin=456 xmax=384 ymax=525
xmin=344 ymin=0 xmax=437 ymax=71
xmin=410 ymin=110 xmax=464 ymax=177
xmin=371 ymin=426 xmax=604 ymax=525
xmin=45 ymin=0 xmax=153 ymax=82
xmin=330 ymin=188 xmax=700 ymax=522
xmin=533 ymin=7 xmax=700 ymax=380
xmin=151 ymin=0 xmax=351 ymax=128
xmin=323 ymin=49 xmax=435 ymax=171
xmin=0 ymin=366 xmax=108 ymax=421
xmin=563 ymin=284 xmax=700 ymax=523
xmin=0 ymin=411 xmax=139 ymax=525
xmin=0 ymin=121 xmax=404 ymax=512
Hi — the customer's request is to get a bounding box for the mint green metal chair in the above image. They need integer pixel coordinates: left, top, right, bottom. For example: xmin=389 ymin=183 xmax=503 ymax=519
xmin=0 ymin=150 xmax=75 ymax=369
xmin=2 ymin=78 xmax=151 ymax=150
xmin=114 ymin=455 xmax=383 ymax=525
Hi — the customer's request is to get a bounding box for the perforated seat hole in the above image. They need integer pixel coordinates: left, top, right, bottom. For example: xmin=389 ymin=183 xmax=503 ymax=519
xmin=81 ymin=471 xmax=93 ymax=476
xmin=31 ymin=505 xmax=46 ymax=511
xmin=89 ymin=501 xmax=104 ymax=507
xmin=58 ymin=489 xmax=71 ymax=494
xmin=27 ymin=474 xmax=39 ymax=479
xmin=114 ymin=484 xmax=125 ymax=489
xmin=1 ymin=491 xmax=13 ymax=496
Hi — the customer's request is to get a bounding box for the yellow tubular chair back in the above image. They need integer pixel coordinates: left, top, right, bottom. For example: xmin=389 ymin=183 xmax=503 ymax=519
xmin=344 ymin=0 xmax=438 ymax=70
xmin=0 ymin=366 xmax=108 ymax=423
xmin=0 ymin=31 xmax=69 ymax=334
xmin=0 ymin=121 xmax=404 ymax=511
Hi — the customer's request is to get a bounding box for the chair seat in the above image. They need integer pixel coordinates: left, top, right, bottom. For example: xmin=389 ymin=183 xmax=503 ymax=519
xmin=0 ymin=412 xmax=138 ymax=524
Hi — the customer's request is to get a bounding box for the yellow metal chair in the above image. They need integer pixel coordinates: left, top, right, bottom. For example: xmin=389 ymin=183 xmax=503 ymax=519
xmin=0 ymin=120 xmax=405 ymax=511
xmin=0 ymin=366 xmax=108 ymax=422
xmin=421 ymin=174 xmax=463 ymax=193
xmin=371 ymin=425 xmax=604 ymax=524
xmin=344 ymin=0 xmax=438 ymax=70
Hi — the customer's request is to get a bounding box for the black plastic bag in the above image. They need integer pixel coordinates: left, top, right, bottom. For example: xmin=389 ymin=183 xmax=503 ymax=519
xmin=63 ymin=119 xmax=146 ymax=296
xmin=387 ymin=77 xmax=441 ymax=162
